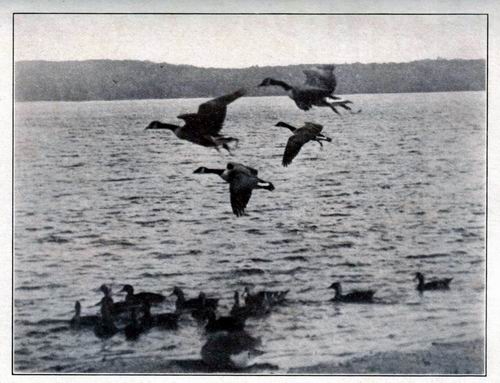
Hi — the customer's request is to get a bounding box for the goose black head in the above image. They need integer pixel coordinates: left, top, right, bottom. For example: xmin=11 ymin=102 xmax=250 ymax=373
xmin=74 ymin=300 xmax=81 ymax=313
xmin=328 ymin=282 xmax=341 ymax=290
xmin=121 ymin=284 xmax=134 ymax=294
xmin=171 ymin=286 xmax=182 ymax=296
xmin=226 ymin=163 xmax=235 ymax=170
xmin=99 ymin=284 xmax=111 ymax=296
xmin=193 ymin=167 xmax=208 ymax=174
xmin=415 ymin=272 xmax=424 ymax=281
xmin=258 ymin=78 xmax=274 ymax=87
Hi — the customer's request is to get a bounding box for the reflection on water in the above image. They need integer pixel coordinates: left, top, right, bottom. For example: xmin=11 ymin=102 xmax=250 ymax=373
xmin=14 ymin=92 xmax=485 ymax=372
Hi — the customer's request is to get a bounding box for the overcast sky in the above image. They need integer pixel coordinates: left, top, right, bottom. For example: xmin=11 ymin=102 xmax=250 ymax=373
xmin=14 ymin=14 xmax=486 ymax=68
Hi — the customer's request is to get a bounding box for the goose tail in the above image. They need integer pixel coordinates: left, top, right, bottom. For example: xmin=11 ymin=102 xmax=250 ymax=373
xmin=257 ymin=180 xmax=275 ymax=191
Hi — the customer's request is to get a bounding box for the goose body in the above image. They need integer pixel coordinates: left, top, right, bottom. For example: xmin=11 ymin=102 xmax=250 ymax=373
xmin=205 ymin=310 xmax=246 ymax=333
xmin=201 ymin=331 xmax=262 ymax=370
xmin=415 ymin=272 xmax=452 ymax=291
xmin=303 ymin=65 xmax=358 ymax=114
xmin=276 ymin=121 xmax=332 ymax=167
xmin=258 ymin=76 xmax=352 ymax=114
xmin=124 ymin=308 xmax=145 ymax=340
xmin=121 ymin=284 xmax=166 ymax=305
xmin=94 ymin=296 xmax=118 ymax=339
xmin=329 ymin=282 xmax=375 ymax=303
xmin=145 ymin=88 xmax=246 ymax=153
xmin=141 ymin=301 xmax=178 ymax=330
xmin=193 ymin=162 xmax=275 ymax=217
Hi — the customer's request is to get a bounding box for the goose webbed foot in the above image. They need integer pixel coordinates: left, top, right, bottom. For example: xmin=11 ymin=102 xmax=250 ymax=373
xmin=314 ymin=139 xmax=324 ymax=150
xmin=329 ymin=105 xmax=341 ymax=115
xmin=222 ymin=143 xmax=233 ymax=156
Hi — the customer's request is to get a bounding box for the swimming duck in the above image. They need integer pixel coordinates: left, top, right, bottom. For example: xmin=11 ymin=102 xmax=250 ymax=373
xmin=121 ymin=284 xmax=166 ymax=305
xmin=93 ymin=296 xmax=118 ymax=339
xmin=258 ymin=74 xmax=352 ymax=114
xmin=97 ymin=284 xmax=133 ymax=316
xmin=415 ymin=272 xmax=452 ymax=291
xmin=70 ymin=301 xmax=99 ymax=329
xmin=329 ymin=282 xmax=375 ymax=303
xmin=193 ymin=162 xmax=275 ymax=217
xmin=201 ymin=331 xmax=263 ymax=370
xmin=205 ymin=309 xmax=246 ymax=333
xmin=230 ymin=290 xmax=271 ymax=319
xmin=172 ymin=287 xmax=219 ymax=311
xmin=145 ymin=88 xmax=246 ymax=153
xmin=275 ymin=121 xmax=332 ymax=167
xmin=141 ymin=301 xmax=178 ymax=330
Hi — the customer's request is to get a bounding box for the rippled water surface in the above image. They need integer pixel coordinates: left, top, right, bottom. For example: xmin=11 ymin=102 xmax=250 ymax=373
xmin=14 ymin=92 xmax=485 ymax=373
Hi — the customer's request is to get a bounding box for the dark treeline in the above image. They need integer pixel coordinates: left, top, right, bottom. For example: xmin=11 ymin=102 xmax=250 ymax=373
xmin=15 ymin=59 xmax=485 ymax=102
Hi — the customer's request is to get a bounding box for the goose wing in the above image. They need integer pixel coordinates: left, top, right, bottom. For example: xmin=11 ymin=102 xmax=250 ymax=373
xmin=282 ymin=126 xmax=322 ymax=167
xmin=282 ymin=134 xmax=306 ymax=167
xmin=193 ymin=88 xmax=247 ymax=135
xmin=303 ymin=66 xmax=337 ymax=93
xmin=229 ymin=173 xmax=254 ymax=216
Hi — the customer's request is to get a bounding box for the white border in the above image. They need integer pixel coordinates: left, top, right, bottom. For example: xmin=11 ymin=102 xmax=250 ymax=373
xmin=2 ymin=1 xmax=499 ymax=382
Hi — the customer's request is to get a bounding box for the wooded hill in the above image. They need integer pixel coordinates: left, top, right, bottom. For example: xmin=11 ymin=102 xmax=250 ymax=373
xmin=15 ymin=59 xmax=485 ymax=102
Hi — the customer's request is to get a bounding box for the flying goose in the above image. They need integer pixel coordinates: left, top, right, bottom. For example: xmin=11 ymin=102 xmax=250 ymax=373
xmin=193 ymin=162 xmax=275 ymax=217
xmin=275 ymin=121 xmax=332 ymax=167
xmin=329 ymin=282 xmax=375 ymax=303
xmin=120 ymin=284 xmax=166 ymax=305
xmin=258 ymin=70 xmax=352 ymax=114
xmin=415 ymin=272 xmax=452 ymax=291
xmin=145 ymin=88 xmax=246 ymax=153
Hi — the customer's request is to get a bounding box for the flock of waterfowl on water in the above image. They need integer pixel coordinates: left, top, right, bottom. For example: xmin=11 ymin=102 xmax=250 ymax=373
xmin=69 ymin=65 xmax=453 ymax=371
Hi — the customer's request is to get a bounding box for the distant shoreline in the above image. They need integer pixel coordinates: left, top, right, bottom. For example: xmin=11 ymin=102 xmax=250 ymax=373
xmin=15 ymin=58 xmax=485 ymax=102
xmin=40 ymin=338 xmax=484 ymax=374
xmin=14 ymin=89 xmax=485 ymax=104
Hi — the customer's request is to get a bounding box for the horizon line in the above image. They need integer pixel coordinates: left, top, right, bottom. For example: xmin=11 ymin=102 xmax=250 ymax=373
xmin=14 ymin=57 xmax=486 ymax=70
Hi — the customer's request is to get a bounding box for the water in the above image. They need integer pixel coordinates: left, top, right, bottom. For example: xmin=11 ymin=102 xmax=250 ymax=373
xmin=14 ymin=92 xmax=485 ymax=373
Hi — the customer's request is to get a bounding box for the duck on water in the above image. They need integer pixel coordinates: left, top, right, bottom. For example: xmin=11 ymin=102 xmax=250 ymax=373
xmin=70 ymin=301 xmax=99 ymax=329
xmin=415 ymin=272 xmax=452 ymax=292
xmin=145 ymin=88 xmax=246 ymax=153
xmin=193 ymin=162 xmax=275 ymax=217
xmin=121 ymin=284 xmax=166 ymax=305
xmin=329 ymin=282 xmax=375 ymax=303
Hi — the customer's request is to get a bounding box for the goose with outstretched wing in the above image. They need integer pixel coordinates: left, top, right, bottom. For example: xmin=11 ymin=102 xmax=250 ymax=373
xmin=145 ymin=88 xmax=246 ymax=153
